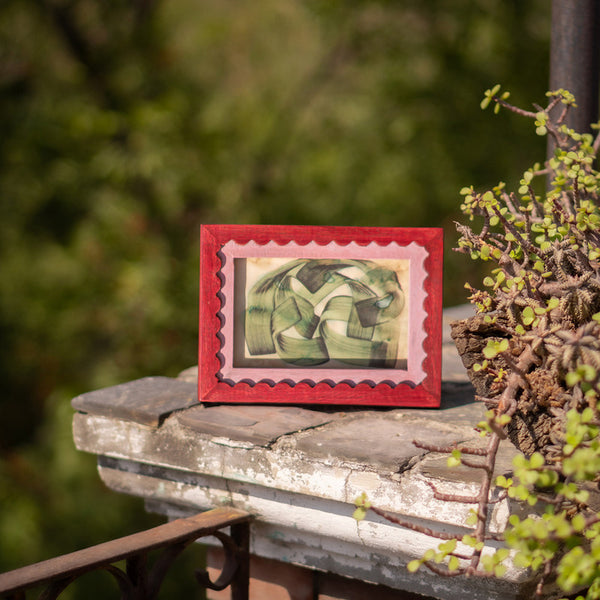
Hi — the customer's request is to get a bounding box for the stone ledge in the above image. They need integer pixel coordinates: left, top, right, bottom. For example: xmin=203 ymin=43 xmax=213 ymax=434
xmin=178 ymin=404 xmax=336 ymax=447
xmin=70 ymin=306 xmax=536 ymax=600
xmin=71 ymin=376 xmax=197 ymax=427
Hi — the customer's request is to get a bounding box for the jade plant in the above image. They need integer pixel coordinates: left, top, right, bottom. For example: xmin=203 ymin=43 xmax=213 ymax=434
xmin=355 ymin=87 xmax=600 ymax=599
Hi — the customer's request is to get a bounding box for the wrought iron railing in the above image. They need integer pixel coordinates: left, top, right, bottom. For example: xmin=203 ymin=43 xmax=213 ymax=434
xmin=0 ymin=507 xmax=251 ymax=600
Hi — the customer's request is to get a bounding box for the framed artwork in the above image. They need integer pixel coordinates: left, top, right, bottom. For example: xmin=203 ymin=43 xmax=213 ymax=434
xmin=199 ymin=225 xmax=443 ymax=407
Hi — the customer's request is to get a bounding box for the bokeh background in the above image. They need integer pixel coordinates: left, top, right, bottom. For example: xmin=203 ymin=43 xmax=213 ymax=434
xmin=1 ymin=0 xmax=551 ymax=596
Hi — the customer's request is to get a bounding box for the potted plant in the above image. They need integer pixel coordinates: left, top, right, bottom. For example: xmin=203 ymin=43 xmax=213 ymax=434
xmin=356 ymin=86 xmax=600 ymax=599
xmin=452 ymin=86 xmax=600 ymax=460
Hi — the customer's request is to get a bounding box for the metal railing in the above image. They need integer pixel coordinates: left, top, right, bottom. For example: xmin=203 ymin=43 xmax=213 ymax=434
xmin=0 ymin=507 xmax=251 ymax=600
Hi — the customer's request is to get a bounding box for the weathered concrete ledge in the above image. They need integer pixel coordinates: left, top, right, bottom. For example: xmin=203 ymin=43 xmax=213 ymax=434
xmin=71 ymin=305 xmax=537 ymax=600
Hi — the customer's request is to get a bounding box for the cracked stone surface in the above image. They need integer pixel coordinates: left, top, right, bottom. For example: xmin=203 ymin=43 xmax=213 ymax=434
xmin=292 ymin=413 xmax=474 ymax=471
xmin=178 ymin=404 xmax=336 ymax=446
xmin=71 ymin=376 xmax=197 ymax=426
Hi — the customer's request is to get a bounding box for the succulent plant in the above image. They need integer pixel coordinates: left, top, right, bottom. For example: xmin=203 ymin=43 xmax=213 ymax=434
xmin=444 ymin=87 xmax=600 ymax=598
xmin=358 ymin=88 xmax=600 ymax=598
xmin=452 ymin=86 xmax=600 ymax=462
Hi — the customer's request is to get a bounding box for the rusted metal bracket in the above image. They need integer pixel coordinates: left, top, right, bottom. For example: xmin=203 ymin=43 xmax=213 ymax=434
xmin=0 ymin=507 xmax=251 ymax=600
xmin=196 ymin=522 xmax=250 ymax=597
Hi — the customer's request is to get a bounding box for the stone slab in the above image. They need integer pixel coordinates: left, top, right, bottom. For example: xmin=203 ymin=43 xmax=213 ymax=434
xmin=293 ymin=413 xmax=476 ymax=471
xmin=419 ymin=438 xmax=520 ymax=485
xmin=71 ymin=376 xmax=197 ymax=427
xmin=178 ymin=404 xmax=336 ymax=446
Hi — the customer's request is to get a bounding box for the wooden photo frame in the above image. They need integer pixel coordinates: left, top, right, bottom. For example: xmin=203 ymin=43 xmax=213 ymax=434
xmin=199 ymin=225 xmax=443 ymax=407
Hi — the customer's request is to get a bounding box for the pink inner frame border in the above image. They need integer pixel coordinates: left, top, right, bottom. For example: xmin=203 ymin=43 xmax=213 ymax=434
xmin=218 ymin=240 xmax=428 ymax=386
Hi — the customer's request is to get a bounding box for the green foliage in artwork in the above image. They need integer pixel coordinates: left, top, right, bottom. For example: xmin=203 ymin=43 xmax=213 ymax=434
xmin=244 ymin=259 xmax=405 ymax=367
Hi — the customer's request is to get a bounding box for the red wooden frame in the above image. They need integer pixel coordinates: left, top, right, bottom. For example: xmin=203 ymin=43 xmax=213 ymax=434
xmin=199 ymin=224 xmax=443 ymax=407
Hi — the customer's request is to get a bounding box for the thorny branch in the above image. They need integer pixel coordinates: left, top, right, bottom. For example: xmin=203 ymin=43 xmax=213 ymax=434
xmin=412 ymin=440 xmax=488 ymax=456
xmin=368 ymin=506 xmax=462 ymax=542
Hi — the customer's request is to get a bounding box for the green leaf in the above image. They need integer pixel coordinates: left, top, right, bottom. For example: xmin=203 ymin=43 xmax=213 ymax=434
xmin=530 ymin=452 xmax=544 ymax=469
xmin=481 ymin=85 xmax=501 ymax=110
xmin=466 ymin=510 xmax=478 ymax=526
xmin=354 ymin=492 xmax=371 ymax=509
xmin=352 ymin=507 xmax=367 ymax=521
xmin=483 ymin=338 xmax=508 ymax=359
xmin=572 ymin=513 xmax=586 ymax=532
xmin=581 ymin=407 xmax=595 ymax=423
xmin=481 ymin=555 xmax=494 ymax=573
xmin=407 ymin=560 xmax=422 ymax=573
xmin=575 ymin=489 xmax=590 ymax=503
xmin=581 ymin=364 xmax=597 ymax=382
xmin=495 ymin=475 xmax=512 ymax=488
xmin=423 ymin=549 xmax=435 ymax=561
xmin=447 ymin=449 xmax=462 ymax=467
xmin=547 ymin=297 xmax=560 ymax=310
xmin=439 ymin=539 xmax=457 ymax=554
xmin=522 ymin=306 xmax=535 ymax=325
xmin=513 ymin=552 xmax=531 ymax=568
xmin=495 ymin=548 xmax=510 ymax=562
xmin=497 ymin=414 xmax=511 ymax=426
xmin=482 ymin=342 xmax=497 ymax=359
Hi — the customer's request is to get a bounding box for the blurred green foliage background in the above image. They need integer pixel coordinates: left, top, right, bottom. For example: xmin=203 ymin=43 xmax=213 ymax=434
xmin=1 ymin=0 xmax=551 ymax=596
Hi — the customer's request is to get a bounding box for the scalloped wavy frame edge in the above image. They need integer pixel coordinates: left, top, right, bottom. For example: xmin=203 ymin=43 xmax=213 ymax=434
xmin=216 ymin=240 xmax=428 ymax=388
